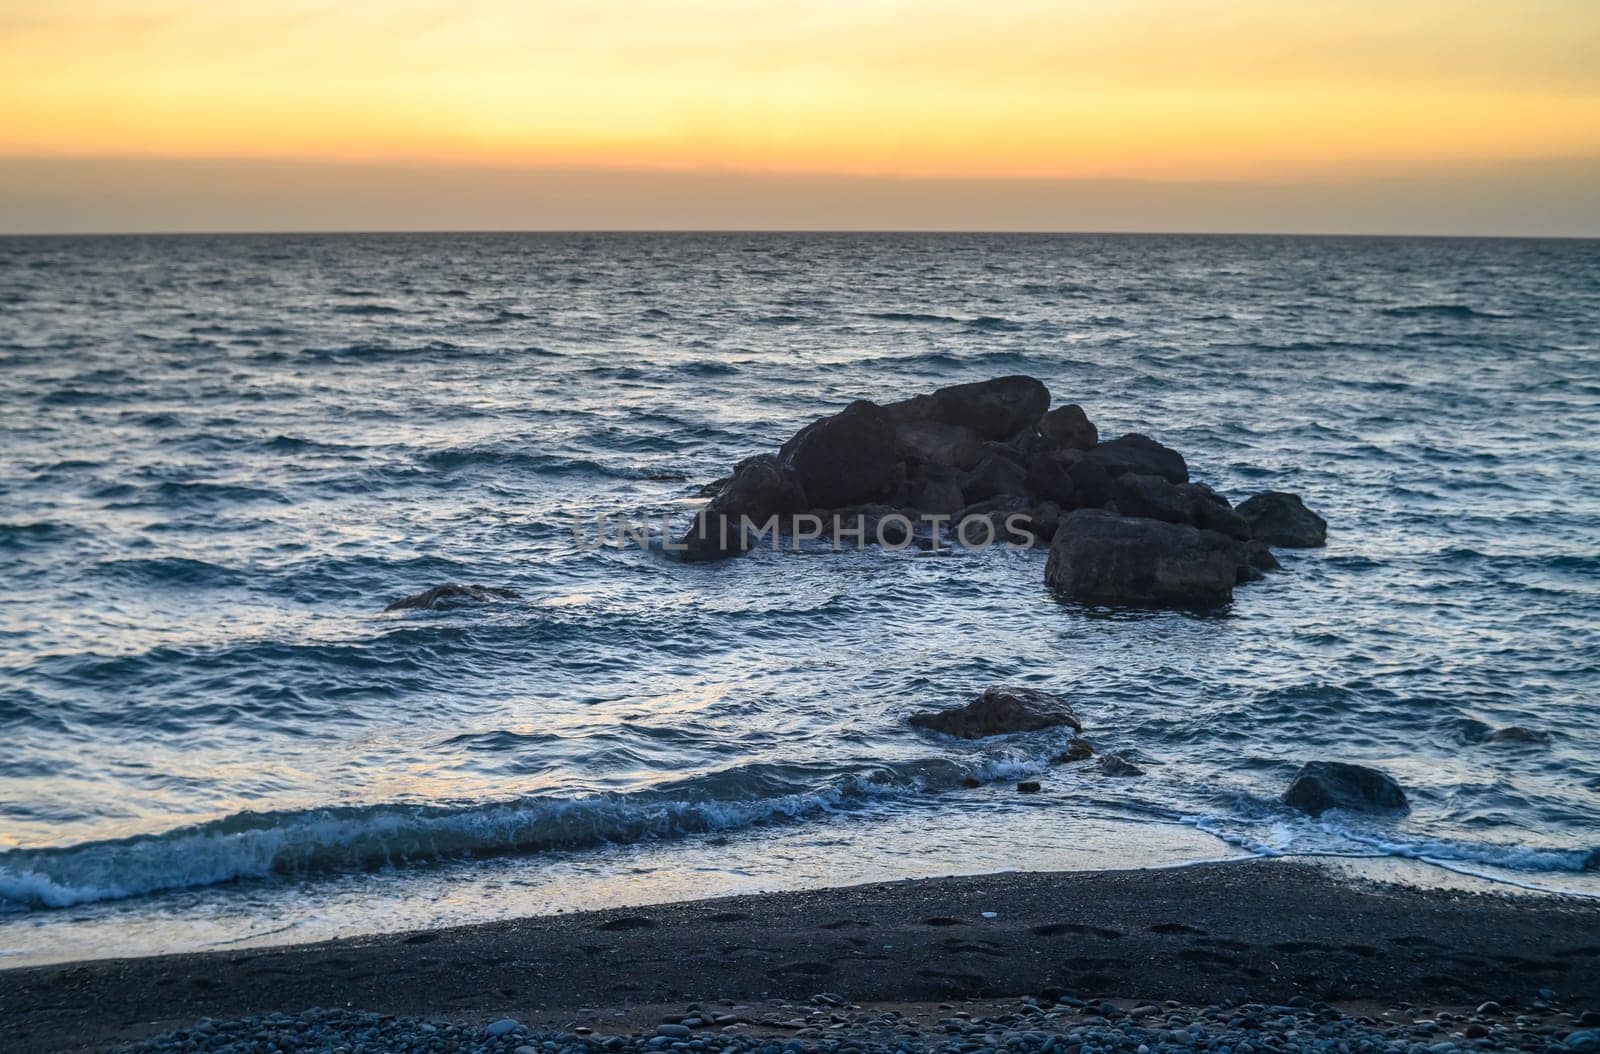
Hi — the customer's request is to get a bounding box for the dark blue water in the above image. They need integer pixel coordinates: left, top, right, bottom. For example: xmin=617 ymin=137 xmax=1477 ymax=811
xmin=2 ymin=233 xmax=1597 ymax=964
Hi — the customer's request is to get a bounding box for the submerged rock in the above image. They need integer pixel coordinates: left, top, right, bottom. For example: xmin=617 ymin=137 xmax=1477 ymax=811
xmin=1283 ymin=761 xmax=1407 ymax=815
xmin=384 ymin=583 xmax=520 ymax=612
xmin=1237 ymin=491 xmax=1327 ymax=547
xmin=909 ymin=686 xmax=1082 ymax=739
xmin=1098 ymin=754 xmax=1145 ymax=777
xmin=1045 ymin=509 xmax=1239 ymax=607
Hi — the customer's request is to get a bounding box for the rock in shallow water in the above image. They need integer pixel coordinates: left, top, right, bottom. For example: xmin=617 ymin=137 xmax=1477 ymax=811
xmin=1283 ymin=761 xmax=1408 ymax=815
xmin=909 ymin=686 xmax=1082 ymax=739
xmin=1045 ymin=509 xmax=1239 ymax=607
xmin=1237 ymin=490 xmax=1327 ymax=547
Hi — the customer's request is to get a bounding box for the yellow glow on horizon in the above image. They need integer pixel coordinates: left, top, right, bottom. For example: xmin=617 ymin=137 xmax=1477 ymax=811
xmin=3 ymin=0 xmax=1598 ymax=181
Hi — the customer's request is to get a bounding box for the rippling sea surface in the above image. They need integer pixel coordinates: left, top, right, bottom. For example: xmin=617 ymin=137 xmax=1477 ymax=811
xmin=2 ymin=233 xmax=1597 ymax=965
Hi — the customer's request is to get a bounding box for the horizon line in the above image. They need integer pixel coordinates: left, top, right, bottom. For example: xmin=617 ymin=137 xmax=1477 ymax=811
xmin=6 ymin=228 xmax=1600 ymax=241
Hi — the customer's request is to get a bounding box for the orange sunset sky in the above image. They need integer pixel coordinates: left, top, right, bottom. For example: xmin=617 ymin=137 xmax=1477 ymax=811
xmin=2 ymin=0 xmax=1598 ymax=234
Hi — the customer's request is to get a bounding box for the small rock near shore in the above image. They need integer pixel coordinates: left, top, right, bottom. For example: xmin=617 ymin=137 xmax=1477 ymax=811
xmin=909 ymin=686 xmax=1082 ymax=739
xmin=1284 ymin=761 xmax=1408 ymax=815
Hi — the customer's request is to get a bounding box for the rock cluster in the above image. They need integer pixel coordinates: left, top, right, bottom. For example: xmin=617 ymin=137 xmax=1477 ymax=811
xmin=681 ymin=376 xmax=1325 ymax=608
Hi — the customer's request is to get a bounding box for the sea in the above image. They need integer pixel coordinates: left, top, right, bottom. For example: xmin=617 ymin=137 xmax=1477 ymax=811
xmin=1 ymin=232 xmax=1597 ymax=967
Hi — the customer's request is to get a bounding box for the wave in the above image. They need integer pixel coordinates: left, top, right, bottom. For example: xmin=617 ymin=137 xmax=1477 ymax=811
xmin=1379 ymin=304 xmax=1511 ymax=320
xmin=330 ymin=303 xmax=404 ymax=316
xmin=865 ymin=311 xmax=962 ymax=325
xmin=0 ymin=521 xmax=83 ymax=549
xmin=0 ymin=752 xmax=1058 ymax=910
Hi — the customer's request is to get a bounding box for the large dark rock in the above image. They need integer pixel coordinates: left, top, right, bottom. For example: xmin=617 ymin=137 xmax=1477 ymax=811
xmin=889 ymin=376 xmax=1049 ymax=441
xmin=1045 ymin=509 xmax=1239 ymax=607
xmin=1039 ymin=403 xmax=1098 ymax=451
xmin=1112 ymin=474 xmax=1250 ymax=540
xmin=1283 ymin=761 xmax=1407 ymax=815
xmin=1237 ymin=491 xmax=1327 ymax=547
xmin=679 ymin=453 xmax=808 ymax=561
xmin=949 ymin=495 xmax=1036 ymax=547
xmin=777 ymin=399 xmax=898 ymax=510
xmin=909 ymin=685 xmax=1081 ymax=739
xmin=894 ymin=419 xmax=984 ymax=471
xmin=895 ymin=462 xmax=967 ymax=515
xmin=1066 ymin=455 xmax=1115 ymax=508
xmin=961 ymin=452 xmax=1029 ymax=504
xmin=1087 ymin=433 xmax=1189 ymax=484
xmin=1111 ymin=473 xmax=1192 ymax=525
xmin=1026 ymin=452 xmax=1078 ymax=507
xmin=385 ymin=583 xmax=520 ymax=612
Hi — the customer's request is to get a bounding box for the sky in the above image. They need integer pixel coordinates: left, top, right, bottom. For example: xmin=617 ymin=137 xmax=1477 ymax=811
xmin=2 ymin=0 xmax=1598 ymax=234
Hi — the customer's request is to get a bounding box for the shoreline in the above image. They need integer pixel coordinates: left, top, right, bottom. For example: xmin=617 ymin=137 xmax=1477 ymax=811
xmin=4 ymin=858 xmax=1598 ymax=1052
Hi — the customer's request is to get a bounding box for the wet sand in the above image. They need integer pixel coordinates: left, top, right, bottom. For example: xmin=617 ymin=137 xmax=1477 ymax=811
xmin=3 ymin=860 xmax=1597 ymax=1052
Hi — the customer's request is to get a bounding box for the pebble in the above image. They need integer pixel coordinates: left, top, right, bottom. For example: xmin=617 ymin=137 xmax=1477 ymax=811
xmin=112 ymin=997 xmax=1587 ymax=1054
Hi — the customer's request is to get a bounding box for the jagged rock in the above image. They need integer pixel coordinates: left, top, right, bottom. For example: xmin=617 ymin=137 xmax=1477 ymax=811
xmin=1237 ymin=491 xmax=1327 ymax=547
xmin=1045 ymin=509 xmax=1239 ymax=607
xmin=1087 ymin=433 xmax=1189 ymax=484
xmin=1284 ymin=761 xmax=1407 ymax=815
xmin=909 ymin=686 xmax=1081 ymax=739
xmin=680 ymin=453 xmax=809 ymax=561
xmin=962 ymin=452 xmax=1029 ymax=504
xmin=1039 ymin=403 xmax=1098 ymax=450
xmin=385 ymin=583 xmax=520 ymax=612
xmin=894 ymin=419 xmax=984 ymax=471
xmin=778 ymin=399 xmax=898 ymax=510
